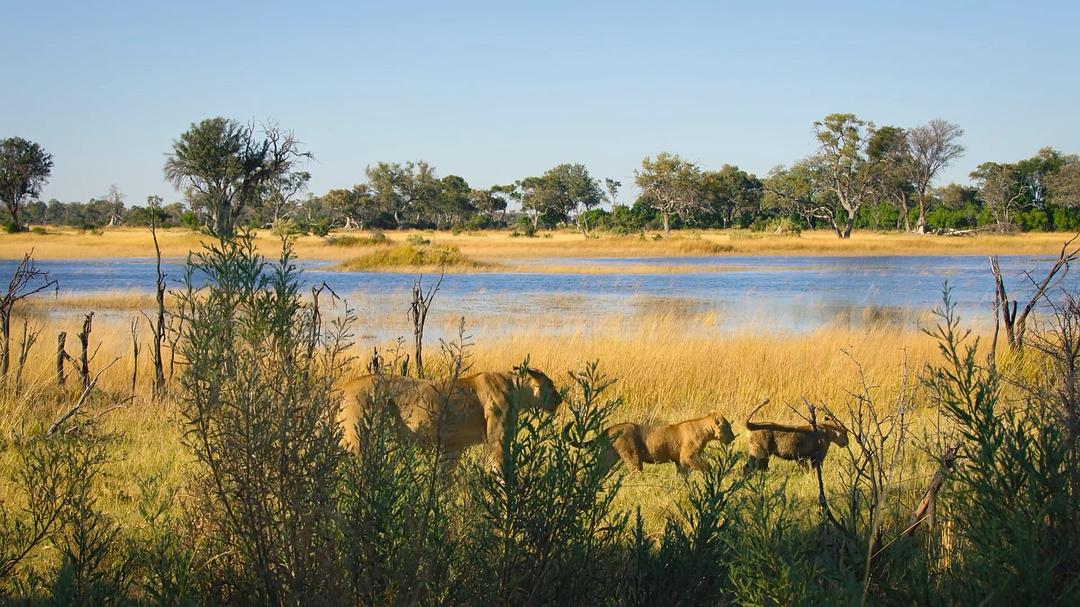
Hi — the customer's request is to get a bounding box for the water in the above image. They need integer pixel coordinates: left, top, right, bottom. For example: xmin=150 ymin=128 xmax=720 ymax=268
xmin=3 ymin=254 xmax=1075 ymax=335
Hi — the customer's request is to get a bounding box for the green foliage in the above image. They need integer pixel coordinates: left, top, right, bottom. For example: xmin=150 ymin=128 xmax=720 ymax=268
xmin=164 ymin=117 xmax=309 ymax=237
xmin=175 ymin=234 xmax=353 ymax=604
xmin=1018 ymin=208 xmax=1050 ymax=231
xmin=270 ymin=217 xmax=302 ymax=237
xmin=925 ymin=289 xmax=1080 ymax=605
xmin=0 ymin=137 xmax=53 ymax=232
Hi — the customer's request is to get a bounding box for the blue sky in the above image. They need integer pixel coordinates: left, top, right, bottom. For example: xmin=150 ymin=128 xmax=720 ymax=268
xmin=2 ymin=1 xmax=1078 ymax=205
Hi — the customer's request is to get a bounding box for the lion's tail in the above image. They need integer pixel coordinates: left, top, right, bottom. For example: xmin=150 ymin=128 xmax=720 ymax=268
xmin=743 ymin=398 xmax=771 ymax=431
xmin=561 ymin=421 xmax=594 ymax=449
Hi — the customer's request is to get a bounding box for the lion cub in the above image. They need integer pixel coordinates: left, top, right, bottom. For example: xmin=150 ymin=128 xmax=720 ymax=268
xmin=571 ymin=412 xmax=736 ymax=476
xmin=743 ymin=400 xmax=848 ymax=472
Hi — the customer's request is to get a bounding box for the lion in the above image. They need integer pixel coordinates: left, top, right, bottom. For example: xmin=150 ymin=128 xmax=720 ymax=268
xmin=566 ymin=412 xmax=736 ymax=476
xmin=743 ymin=399 xmax=848 ymax=472
xmin=338 ymin=366 xmax=562 ymax=471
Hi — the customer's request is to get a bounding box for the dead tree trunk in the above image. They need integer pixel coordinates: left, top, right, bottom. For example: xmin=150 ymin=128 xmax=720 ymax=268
xmin=78 ymin=312 xmax=94 ymax=390
xmin=905 ymin=445 xmax=959 ymax=537
xmin=130 ymin=318 xmax=141 ymax=397
xmin=14 ymin=320 xmax=40 ymax=395
xmin=990 ymin=234 xmax=1079 ymax=352
xmin=0 ymin=251 xmax=57 ymax=380
xmin=150 ymin=216 xmax=167 ymax=398
xmin=56 ymin=331 xmax=68 ymax=386
xmin=409 ymin=274 xmax=443 ymax=379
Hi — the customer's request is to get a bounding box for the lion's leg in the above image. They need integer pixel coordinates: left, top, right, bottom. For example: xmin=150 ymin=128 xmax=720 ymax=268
xmin=745 ymin=456 xmax=769 ymax=473
xmin=438 ymin=449 xmax=463 ymax=474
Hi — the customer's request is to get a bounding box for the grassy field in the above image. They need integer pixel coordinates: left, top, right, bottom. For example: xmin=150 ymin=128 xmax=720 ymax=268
xmin=2 ymin=227 xmax=1076 ymax=272
xmin=2 ymin=302 xmax=955 ymax=528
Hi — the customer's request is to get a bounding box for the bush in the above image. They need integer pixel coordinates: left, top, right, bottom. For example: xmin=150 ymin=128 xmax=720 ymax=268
xmin=175 ymin=236 xmax=353 ymax=604
xmin=180 ymin=210 xmax=201 ymax=231
xmin=1018 ymin=208 xmax=1050 ymax=232
xmin=1051 ymin=206 xmax=1080 ymax=231
xmin=270 ymin=218 xmax=303 ymax=237
xmin=406 ymin=234 xmax=431 ymax=246
xmin=925 ymin=289 xmax=1080 ymax=604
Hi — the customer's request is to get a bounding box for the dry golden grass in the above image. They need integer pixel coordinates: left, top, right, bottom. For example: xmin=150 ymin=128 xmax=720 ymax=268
xmin=2 ymin=227 xmax=1076 ymax=272
xmin=1 ymin=297 xmax=975 ymax=529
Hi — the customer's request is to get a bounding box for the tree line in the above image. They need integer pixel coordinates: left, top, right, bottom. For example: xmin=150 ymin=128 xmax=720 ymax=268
xmin=4 ymin=114 xmax=1080 ymax=236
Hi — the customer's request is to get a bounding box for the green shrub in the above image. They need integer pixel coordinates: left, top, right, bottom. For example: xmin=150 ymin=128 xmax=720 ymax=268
xmin=175 ymin=235 xmax=353 ymax=605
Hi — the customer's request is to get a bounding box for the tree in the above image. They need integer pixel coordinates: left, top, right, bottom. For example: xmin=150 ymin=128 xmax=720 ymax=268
xmin=365 ymin=160 xmax=438 ymax=227
xmin=163 ymin=117 xmax=310 ymax=238
xmin=634 ymin=152 xmax=704 ymax=234
xmin=700 ymin=165 xmax=763 ymax=228
xmin=811 ymin=113 xmax=882 ymax=238
xmin=470 ymin=186 xmax=511 ymax=225
xmin=516 ymin=164 xmax=603 ymax=234
xmin=102 ymin=184 xmax=126 ymax=228
xmin=1049 ymin=160 xmax=1080 ymax=208
xmin=429 ymin=175 xmax=475 ymax=228
xmin=972 ymin=162 xmax=1027 ymax=230
xmin=763 ymin=160 xmax=830 ymax=228
xmin=1016 ymin=147 xmax=1077 ymax=208
xmin=262 ymin=170 xmax=311 ymax=224
xmin=322 ymin=185 xmax=378 ymax=230
xmin=868 ymin=126 xmax=915 ymax=231
xmin=0 ymin=137 xmax=53 ymax=232
xmin=604 ymin=178 xmax=621 ymax=206
xmin=908 ymin=119 xmax=965 ymax=233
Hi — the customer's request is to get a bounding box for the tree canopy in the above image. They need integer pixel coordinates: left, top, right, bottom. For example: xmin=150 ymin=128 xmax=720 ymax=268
xmin=0 ymin=137 xmax=53 ymax=232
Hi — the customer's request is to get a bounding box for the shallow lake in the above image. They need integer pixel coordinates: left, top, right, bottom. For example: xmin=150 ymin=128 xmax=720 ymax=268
xmin=3 ymin=254 xmax=1076 ymax=339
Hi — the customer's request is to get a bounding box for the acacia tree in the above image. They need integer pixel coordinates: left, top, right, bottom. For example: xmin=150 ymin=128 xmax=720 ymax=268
xmin=763 ymin=160 xmax=830 ymax=228
xmin=470 ymin=186 xmax=510 ymax=225
xmin=1049 ymin=160 xmax=1080 ymax=208
xmin=261 ymin=170 xmax=311 ymax=224
xmin=634 ymin=152 xmax=704 ymax=234
xmin=604 ymin=178 xmax=621 ymax=207
xmin=0 ymin=137 xmax=53 ymax=232
xmin=517 ymin=164 xmax=603 ymax=234
xmin=868 ymin=126 xmax=916 ymax=231
xmin=973 ymin=162 xmax=1027 ymax=231
xmin=164 ymin=118 xmax=310 ymax=238
xmin=700 ymin=165 xmax=762 ymax=228
xmin=811 ymin=113 xmax=882 ymax=239
xmin=908 ymin=119 xmax=965 ymax=233
xmin=365 ymin=160 xmax=438 ymax=227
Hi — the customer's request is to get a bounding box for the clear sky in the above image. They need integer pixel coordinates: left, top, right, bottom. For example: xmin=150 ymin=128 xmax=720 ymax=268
xmin=2 ymin=0 xmax=1078 ymax=205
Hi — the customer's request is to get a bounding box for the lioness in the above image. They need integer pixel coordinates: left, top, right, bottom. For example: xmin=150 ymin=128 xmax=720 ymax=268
xmin=744 ymin=399 xmax=848 ymax=471
xmin=567 ymin=412 xmax=736 ymax=476
xmin=338 ymin=367 xmax=562 ymax=471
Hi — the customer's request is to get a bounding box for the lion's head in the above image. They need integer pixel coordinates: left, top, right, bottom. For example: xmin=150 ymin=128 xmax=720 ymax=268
xmin=514 ymin=366 xmax=563 ymax=413
xmin=710 ymin=413 xmax=736 ymax=444
xmin=820 ymin=414 xmax=849 ymax=447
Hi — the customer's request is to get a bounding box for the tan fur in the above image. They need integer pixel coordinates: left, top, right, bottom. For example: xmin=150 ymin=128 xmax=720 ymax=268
xmin=338 ymin=368 xmax=561 ymax=471
xmin=571 ymin=413 xmax=736 ymax=476
xmin=743 ymin=402 xmax=848 ymax=471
